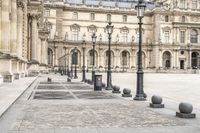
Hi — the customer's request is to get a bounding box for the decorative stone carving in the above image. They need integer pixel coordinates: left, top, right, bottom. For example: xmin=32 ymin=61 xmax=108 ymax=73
xmin=17 ymin=0 xmax=25 ymax=10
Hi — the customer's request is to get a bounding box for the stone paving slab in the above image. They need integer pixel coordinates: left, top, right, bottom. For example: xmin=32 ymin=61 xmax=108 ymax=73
xmin=0 ymin=77 xmax=36 ymax=118
xmin=1 ymin=74 xmax=200 ymax=133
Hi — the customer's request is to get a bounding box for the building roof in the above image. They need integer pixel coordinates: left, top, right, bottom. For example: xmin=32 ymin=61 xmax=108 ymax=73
xmin=46 ymin=0 xmax=155 ymax=9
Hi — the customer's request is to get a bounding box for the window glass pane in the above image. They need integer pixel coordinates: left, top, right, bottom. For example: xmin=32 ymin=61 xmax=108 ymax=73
xmin=192 ymin=0 xmax=197 ymax=9
xmin=180 ymin=31 xmax=185 ymax=43
xmin=121 ymin=31 xmax=128 ymax=42
xmin=164 ymin=31 xmax=169 ymax=43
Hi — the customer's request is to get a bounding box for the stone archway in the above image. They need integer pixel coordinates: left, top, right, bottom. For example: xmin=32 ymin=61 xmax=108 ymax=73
xmin=87 ymin=49 xmax=98 ymax=69
xmin=191 ymin=52 xmax=199 ymax=69
xmin=163 ymin=51 xmax=171 ymax=69
xmin=105 ymin=50 xmax=114 ymax=69
xmin=120 ymin=50 xmax=130 ymax=71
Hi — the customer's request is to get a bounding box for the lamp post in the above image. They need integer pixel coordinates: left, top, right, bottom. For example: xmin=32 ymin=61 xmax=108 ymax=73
xmin=106 ymin=22 xmax=114 ymax=90
xmin=63 ymin=42 xmax=67 ymax=75
xmin=134 ymin=0 xmax=146 ymax=101
xmin=91 ymin=33 xmax=97 ymax=84
xmin=72 ymin=47 xmax=78 ymax=79
xmin=82 ymin=37 xmax=86 ymax=82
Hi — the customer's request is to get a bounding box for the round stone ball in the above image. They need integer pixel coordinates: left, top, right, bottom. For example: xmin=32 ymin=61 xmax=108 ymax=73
xmin=151 ymin=95 xmax=162 ymax=104
xmin=113 ymin=85 xmax=120 ymax=91
xmin=179 ymin=102 xmax=193 ymax=114
xmin=123 ymin=88 xmax=131 ymax=95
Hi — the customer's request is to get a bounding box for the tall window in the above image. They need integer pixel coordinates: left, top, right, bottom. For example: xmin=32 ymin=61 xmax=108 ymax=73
xmin=192 ymin=0 xmax=197 ymax=9
xmin=107 ymin=14 xmax=111 ymax=22
xmin=191 ymin=30 xmax=198 ymax=43
xmin=123 ymin=15 xmax=127 ymax=22
xmin=44 ymin=9 xmax=50 ymax=17
xmin=122 ymin=51 xmax=128 ymax=66
xmin=90 ymin=13 xmax=95 ymax=21
xmin=165 ymin=15 xmax=169 ymax=22
xmin=121 ymin=31 xmax=128 ymax=42
xmin=180 ymin=31 xmax=185 ymax=44
xmin=72 ymin=12 xmax=78 ymax=20
xmin=180 ymin=0 xmax=186 ymax=9
xmin=72 ymin=28 xmax=78 ymax=41
xmin=164 ymin=31 xmax=170 ymax=43
xmin=89 ymin=50 xmax=93 ymax=65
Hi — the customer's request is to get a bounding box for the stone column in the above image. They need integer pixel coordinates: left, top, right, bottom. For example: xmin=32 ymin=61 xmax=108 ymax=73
xmin=17 ymin=1 xmax=24 ymax=58
xmin=11 ymin=0 xmax=17 ymax=54
xmin=31 ymin=14 xmax=39 ymax=62
xmin=22 ymin=1 xmax=28 ymax=60
xmin=1 ymin=0 xmax=10 ymax=51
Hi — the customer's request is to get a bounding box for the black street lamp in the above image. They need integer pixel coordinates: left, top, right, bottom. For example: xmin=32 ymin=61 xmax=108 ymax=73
xmin=106 ymin=22 xmax=114 ymax=90
xmin=63 ymin=37 xmax=67 ymax=75
xmin=82 ymin=36 xmax=86 ymax=82
xmin=72 ymin=47 xmax=78 ymax=79
xmin=91 ymin=33 xmax=97 ymax=84
xmin=134 ymin=0 xmax=146 ymax=101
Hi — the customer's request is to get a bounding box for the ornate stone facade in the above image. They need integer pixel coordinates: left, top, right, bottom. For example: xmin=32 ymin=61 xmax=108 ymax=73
xmin=0 ymin=0 xmax=50 ymax=82
xmin=1 ymin=0 xmax=200 ymax=83
xmin=45 ymin=0 xmax=200 ymax=73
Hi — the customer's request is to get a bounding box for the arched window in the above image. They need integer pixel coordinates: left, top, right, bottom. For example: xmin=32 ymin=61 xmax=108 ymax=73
xmin=163 ymin=51 xmax=171 ymax=69
xmin=181 ymin=16 xmax=186 ymax=22
xmin=191 ymin=30 xmax=198 ymax=43
xmin=165 ymin=15 xmax=169 ymax=22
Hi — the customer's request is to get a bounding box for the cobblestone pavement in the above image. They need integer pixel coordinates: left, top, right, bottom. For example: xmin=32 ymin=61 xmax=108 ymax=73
xmin=0 ymin=74 xmax=199 ymax=133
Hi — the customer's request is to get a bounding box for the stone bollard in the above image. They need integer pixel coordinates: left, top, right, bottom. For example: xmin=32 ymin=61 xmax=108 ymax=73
xmin=122 ymin=88 xmax=132 ymax=97
xmin=112 ymin=85 xmax=121 ymax=93
xmin=150 ymin=95 xmax=164 ymax=108
xmin=67 ymin=77 xmax=71 ymax=82
xmin=176 ymin=102 xmax=196 ymax=118
xmin=47 ymin=77 xmax=52 ymax=82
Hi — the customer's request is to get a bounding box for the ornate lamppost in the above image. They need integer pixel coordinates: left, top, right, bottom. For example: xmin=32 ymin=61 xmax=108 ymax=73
xmin=63 ymin=38 xmax=67 ymax=75
xmin=134 ymin=0 xmax=146 ymax=101
xmin=82 ymin=35 xmax=86 ymax=82
xmin=106 ymin=22 xmax=114 ymax=90
xmin=91 ymin=33 xmax=97 ymax=84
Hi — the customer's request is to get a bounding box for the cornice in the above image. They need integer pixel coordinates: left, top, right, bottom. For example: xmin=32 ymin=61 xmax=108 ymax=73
xmin=44 ymin=3 xmax=153 ymax=16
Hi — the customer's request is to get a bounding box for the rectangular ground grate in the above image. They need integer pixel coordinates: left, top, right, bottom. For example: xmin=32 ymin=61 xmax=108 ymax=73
xmin=37 ymin=85 xmax=65 ymax=90
xmin=33 ymin=91 xmax=74 ymax=100
xmin=40 ymin=82 xmax=60 ymax=84
xmin=66 ymin=85 xmax=93 ymax=90
xmin=73 ymin=91 xmax=117 ymax=99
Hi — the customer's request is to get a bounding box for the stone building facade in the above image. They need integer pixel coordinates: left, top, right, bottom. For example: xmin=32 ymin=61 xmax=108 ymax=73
xmin=45 ymin=0 xmax=200 ymax=73
xmin=0 ymin=0 xmax=50 ymax=83
xmin=1 ymin=0 xmax=200 ymax=83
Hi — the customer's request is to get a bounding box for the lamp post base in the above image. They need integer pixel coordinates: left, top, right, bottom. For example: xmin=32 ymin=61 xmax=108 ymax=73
xmin=106 ymin=86 xmax=112 ymax=90
xmin=133 ymin=95 xmax=146 ymax=101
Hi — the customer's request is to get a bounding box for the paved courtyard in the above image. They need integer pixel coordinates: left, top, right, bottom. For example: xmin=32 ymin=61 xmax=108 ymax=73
xmin=0 ymin=73 xmax=200 ymax=133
